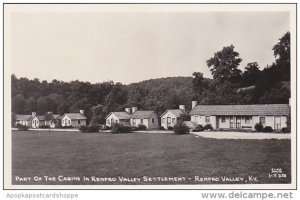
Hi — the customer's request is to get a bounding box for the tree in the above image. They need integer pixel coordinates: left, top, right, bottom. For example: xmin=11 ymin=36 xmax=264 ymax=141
xmin=24 ymin=97 xmax=37 ymax=114
xmin=89 ymin=104 xmax=107 ymax=126
xmin=242 ymin=62 xmax=260 ymax=86
xmin=177 ymin=113 xmax=190 ymax=122
xmin=192 ymin=72 xmax=207 ymax=98
xmin=207 ymin=45 xmax=242 ymax=82
xmin=272 ymin=31 xmax=290 ymax=81
xmin=12 ymin=94 xmax=25 ymax=114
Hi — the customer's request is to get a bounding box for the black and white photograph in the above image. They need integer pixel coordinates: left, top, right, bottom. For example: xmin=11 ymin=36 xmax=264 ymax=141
xmin=3 ymin=3 xmax=296 ymax=190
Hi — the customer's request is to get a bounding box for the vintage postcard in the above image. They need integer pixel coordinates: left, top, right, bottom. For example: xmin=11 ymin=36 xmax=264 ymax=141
xmin=3 ymin=3 xmax=297 ymax=189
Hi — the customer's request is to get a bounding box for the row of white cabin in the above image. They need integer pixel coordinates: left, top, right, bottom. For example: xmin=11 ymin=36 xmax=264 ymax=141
xmin=106 ymin=101 xmax=290 ymax=131
xmin=14 ymin=110 xmax=87 ymax=128
xmin=15 ymin=101 xmax=290 ymax=131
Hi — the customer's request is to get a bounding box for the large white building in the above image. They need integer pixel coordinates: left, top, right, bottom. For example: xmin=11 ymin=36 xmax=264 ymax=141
xmin=189 ymin=101 xmax=290 ymax=131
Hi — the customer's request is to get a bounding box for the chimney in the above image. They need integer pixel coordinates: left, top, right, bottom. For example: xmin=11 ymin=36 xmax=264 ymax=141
xmin=125 ymin=108 xmax=131 ymax=113
xmin=79 ymin=110 xmax=84 ymax=115
xmin=192 ymin=101 xmax=198 ymax=109
xmin=132 ymin=107 xmax=138 ymax=113
xmin=32 ymin=112 xmax=36 ymax=117
xmin=179 ymin=105 xmax=185 ymax=110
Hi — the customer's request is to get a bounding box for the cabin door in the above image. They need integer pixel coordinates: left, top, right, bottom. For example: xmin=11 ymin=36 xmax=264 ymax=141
xmin=167 ymin=117 xmax=171 ymax=128
xmin=236 ymin=117 xmax=241 ymax=129
xmin=216 ymin=116 xmax=220 ymax=129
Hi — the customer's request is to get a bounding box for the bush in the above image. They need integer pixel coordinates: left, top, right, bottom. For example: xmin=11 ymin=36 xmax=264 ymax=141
xmin=111 ymin=123 xmax=131 ymax=133
xmin=167 ymin=126 xmax=174 ymax=130
xmin=263 ymin=126 xmax=273 ymax=132
xmin=16 ymin=123 xmax=29 ymax=131
xmin=281 ymin=127 xmax=290 ymax=133
xmin=193 ymin=125 xmax=204 ymax=132
xmin=254 ymin=123 xmax=264 ymax=132
xmin=130 ymin=126 xmax=138 ymax=131
xmin=204 ymin=124 xmax=213 ymax=130
xmin=79 ymin=126 xmax=88 ymax=133
xmin=79 ymin=125 xmax=100 ymax=133
xmin=137 ymin=124 xmax=147 ymax=130
xmin=39 ymin=125 xmax=50 ymax=129
xmin=158 ymin=126 xmax=165 ymax=130
xmin=173 ymin=122 xmax=190 ymax=135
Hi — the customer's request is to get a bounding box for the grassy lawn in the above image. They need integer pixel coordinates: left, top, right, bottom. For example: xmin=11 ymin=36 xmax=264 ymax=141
xmin=12 ymin=130 xmax=291 ymax=185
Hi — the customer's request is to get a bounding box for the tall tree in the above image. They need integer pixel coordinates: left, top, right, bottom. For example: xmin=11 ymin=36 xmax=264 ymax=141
xmin=242 ymin=62 xmax=260 ymax=86
xmin=24 ymin=97 xmax=37 ymax=114
xmin=272 ymin=31 xmax=290 ymax=81
xmin=12 ymin=94 xmax=25 ymax=114
xmin=207 ymin=45 xmax=242 ymax=83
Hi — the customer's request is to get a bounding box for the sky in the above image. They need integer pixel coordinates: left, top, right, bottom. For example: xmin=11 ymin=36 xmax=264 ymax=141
xmin=10 ymin=10 xmax=289 ymax=84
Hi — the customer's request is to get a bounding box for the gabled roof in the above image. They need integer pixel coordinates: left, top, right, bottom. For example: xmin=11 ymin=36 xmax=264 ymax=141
xmin=36 ymin=115 xmax=46 ymax=121
xmin=160 ymin=109 xmax=185 ymax=117
xmin=53 ymin=115 xmax=61 ymax=119
xmin=189 ymin=104 xmax=290 ymax=116
xmin=105 ymin=112 xmax=131 ymax=119
xmin=63 ymin=113 xmax=87 ymax=120
xmin=15 ymin=115 xmax=33 ymax=121
xmin=132 ymin=110 xmax=156 ymax=119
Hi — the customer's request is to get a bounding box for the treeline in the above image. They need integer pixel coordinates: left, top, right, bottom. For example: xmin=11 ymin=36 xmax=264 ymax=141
xmin=12 ymin=32 xmax=290 ymax=124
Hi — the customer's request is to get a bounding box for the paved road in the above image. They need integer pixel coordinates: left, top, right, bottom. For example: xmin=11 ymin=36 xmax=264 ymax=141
xmin=191 ymin=131 xmax=291 ymax=140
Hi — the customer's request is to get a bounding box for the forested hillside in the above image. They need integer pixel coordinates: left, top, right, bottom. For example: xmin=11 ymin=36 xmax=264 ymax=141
xmin=11 ymin=32 xmax=290 ymax=124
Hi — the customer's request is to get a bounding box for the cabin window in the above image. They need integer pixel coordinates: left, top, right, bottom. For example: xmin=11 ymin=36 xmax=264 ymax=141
xmin=141 ymin=119 xmax=144 ymax=124
xmin=152 ymin=118 xmax=154 ymax=123
xmin=69 ymin=120 xmax=71 ymax=124
xmin=162 ymin=118 xmax=165 ymax=123
xmin=205 ymin=116 xmax=210 ymax=123
xmin=107 ymin=119 xmax=110 ymax=125
xmin=133 ymin=118 xmax=136 ymax=124
xmin=275 ymin=116 xmax=281 ymax=130
xmin=245 ymin=116 xmax=251 ymax=124
xmin=259 ymin=117 xmax=266 ymax=125
xmin=78 ymin=120 xmax=80 ymax=124
xmin=172 ymin=118 xmax=175 ymax=124
xmin=221 ymin=116 xmax=226 ymax=123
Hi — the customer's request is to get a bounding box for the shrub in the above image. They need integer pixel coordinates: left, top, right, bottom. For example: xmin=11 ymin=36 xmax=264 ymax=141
xmin=39 ymin=125 xmax=50 ymax=129
xmin=204 ymin=124 xmax=213 ymax=130
xmin=254 ymin=123 xmax=264 ymax=132
xmin=79 ymin=125 xmax=100 ymax=133
xmin=281 ymin=127 xmax=290 ymax=133
xmin=130 ymin=126 xmax=138 ymax=131
xmin=16 ymin=123 xmax=29 ymax=131
xmin=263 ymin=126 xmax=273 ymax=132
xmin=137 ymin=124 xmax=147 ymax=130
xmin=158 ymin=126 xmax=165 ymax=130
xmin=111 ymin=123 xmax=131 ymax=133
xmin=79 ymin=126 xmax=88 ymax=133
xmin=193 ymin=125 xmax=204 ymax=132
xmin=167 ymin=126 xmax=174 ymax=130
xmin=173 ymin=122 xmax=190 ymax=135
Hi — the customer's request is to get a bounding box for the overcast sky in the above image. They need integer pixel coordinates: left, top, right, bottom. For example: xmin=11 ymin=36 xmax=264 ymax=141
xmin=10 ymin=11 xmax=289 ymax=84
